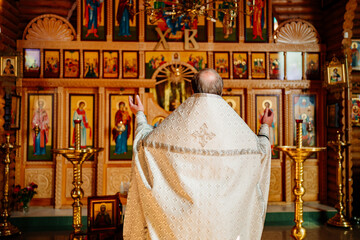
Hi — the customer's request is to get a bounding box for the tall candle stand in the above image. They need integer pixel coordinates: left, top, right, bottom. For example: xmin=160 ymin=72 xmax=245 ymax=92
xmin=0 ymin=134 xmax=21 ymax=237
xmin=275 ymin=120 xmax=326 ymax=240
xmin=327 ymin=131 xmax=352 ymax=228
xmin=53 ymin=120 xmax=103 ymax=239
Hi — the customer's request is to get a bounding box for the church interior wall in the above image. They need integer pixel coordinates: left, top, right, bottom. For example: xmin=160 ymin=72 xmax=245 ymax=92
xmin=3 ymin=0 xmax=331 ymax=209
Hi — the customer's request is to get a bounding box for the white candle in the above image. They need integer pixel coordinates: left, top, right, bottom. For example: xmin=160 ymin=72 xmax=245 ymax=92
xmin=120 ymin=182 xmax=124 ymax=194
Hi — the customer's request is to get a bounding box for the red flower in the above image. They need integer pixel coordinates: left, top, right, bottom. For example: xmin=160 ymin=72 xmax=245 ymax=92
xmin=13 ymin=185 xmax=21 ymax=194
xmin=12 ymin=182 xmax=38 ymax=205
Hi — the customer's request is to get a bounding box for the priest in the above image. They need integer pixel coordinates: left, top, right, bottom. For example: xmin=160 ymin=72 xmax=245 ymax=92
xmin=124 ymin=68 xmax=273 ymax=240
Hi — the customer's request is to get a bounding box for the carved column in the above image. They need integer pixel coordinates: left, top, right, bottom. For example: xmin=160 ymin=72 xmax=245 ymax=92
xmin=55 ymin=87 xmax=64 ymax=208
xmin=97 ymin=87 xmax=105 ymax=195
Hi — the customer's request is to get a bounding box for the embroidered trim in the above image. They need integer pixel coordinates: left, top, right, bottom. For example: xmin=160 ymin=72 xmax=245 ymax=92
xmin=141 ymin=140 xmax=261 ymax=156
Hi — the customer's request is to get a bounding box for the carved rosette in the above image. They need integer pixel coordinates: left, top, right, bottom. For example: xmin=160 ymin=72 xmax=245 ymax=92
xmin=274 ymin=19 xmax=320 ymax=44
xmin=269 ymin=167 xmax=281 ymax=196
xmin=106 ymin=168 xmax=131 ymax=195
xmin=303 ymin=166 xmax=319 ymax=195
xmin=23 ymin=14 xmax=76 ymax=41
xmin=25 ymin=169 xmax=54 ymax=198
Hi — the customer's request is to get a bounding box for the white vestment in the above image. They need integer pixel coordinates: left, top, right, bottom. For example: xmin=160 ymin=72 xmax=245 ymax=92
xmin=124 ymin=93 xmax=271 ymax=240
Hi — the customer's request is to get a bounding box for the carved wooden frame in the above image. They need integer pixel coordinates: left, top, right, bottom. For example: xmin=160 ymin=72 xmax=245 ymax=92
xmin=305 ymin=52 xmax=320 ymax=80
xmin=250 ymin=52 xmax=266 ymax=79
xmin=83 ymin=50 xmax=100 ymax=78
xmin=27 ymin=93 xmax=54 ymax=161
xmin=232 ymin=52 xmax=248 ymax=79
xmin=103 ymin=50 xmax=119 ymax=79
xmin=80 ymin=0 xmax=107 ymax=41
xmin=291 ymin=93 xmax=318 ymax=158
xmin=63 ymin=49 xmax=80 ymax=78
xmin=112 ymin=0 xmax=139 ymax=41
xmin=222 ymin=89 xmax=244 ymax=118
xmin=0 ymin=56 xmax=18 ymax=77
xmin=23 ymin=48 xmax=41 ymax=78
xmin=254 ymin=93 xmax=281 ymax=159
xmin=87 ymin=194 xmax=119 ymax=232
xmin=213 ymin=51 xmax=230 ymax=79
xmin=68 ymin=94 xmax=95 ymax=149
xmin=213 ymin=0 xmax=239 ymax=43
xmin=244 ymin=0 xmax=268 ymax=43
xmin=108 ymin=94 xmax=135 ymax=161
xmin=43 ymin=49 xmax=60 ymax=78
xmin=269 ymin=52 xmax=284 ymax=80
xmin=122 ymin=51 xmax=139 ymax=79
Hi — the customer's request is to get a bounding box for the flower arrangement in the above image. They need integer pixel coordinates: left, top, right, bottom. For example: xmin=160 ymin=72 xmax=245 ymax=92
xmin=12 ymin=182 xmax=38 ymax=211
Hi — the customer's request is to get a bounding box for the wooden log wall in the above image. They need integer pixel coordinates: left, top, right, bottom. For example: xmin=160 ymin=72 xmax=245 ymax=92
xmin=350 ymin=0 xmax=360 ymax=220
xmin=0 ymin=0 xmax=20 ymax=50
xmin=272 ymin=0 xmax=323 ymax=36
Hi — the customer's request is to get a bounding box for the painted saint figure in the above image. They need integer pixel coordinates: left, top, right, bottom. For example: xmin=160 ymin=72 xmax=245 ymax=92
xmin=72 ymin=101 xmax=92 ymax=148
xmin=95 ymin=204 xmax=112 ymax=227
xmin=252 ymin=0 xmax=264 ymax=40
xmin=330 ymin=68 xmax=341 ymax=82
xmin=218 ymin=1 xmax=235 ymax=39
xmin=84 ymin=0 xmax=104 ymax=38
xmin=117 ymin=0 xmax=135 ymax=37
xmin=32 ymin=100 xmax=49 ymax=155
xmin=3 ymin=59 xmax=15 ymax=75
xmin=112 ymin=102 xmax=131 ymax=154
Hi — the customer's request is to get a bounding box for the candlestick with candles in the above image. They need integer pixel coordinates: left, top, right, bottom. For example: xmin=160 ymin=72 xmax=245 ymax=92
xmin=53 ymin=119 xmax=103 ymax=239
xmin=275 ymin=120 xmax=326 ymax=240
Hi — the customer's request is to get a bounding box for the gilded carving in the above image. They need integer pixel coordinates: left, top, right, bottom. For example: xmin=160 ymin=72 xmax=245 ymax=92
xmin=66 ymin=168 xmax=95 ymax=198
xmin=23 ymin=14 xmax=76 ymax=41
xmin=25 ymin=168 xmax=54 ymax=198
xmin=106 ymin=168 xmax=131 ymax=195
xmin=55 ymin=156 xmax=63 ymax=208
xmin=269 ymin=167 xmax=281 ymax=196
xmin=274 ymin=19 xmax=320 ymax=44
xmin=303 ymin=166 xmax=319 ymax=195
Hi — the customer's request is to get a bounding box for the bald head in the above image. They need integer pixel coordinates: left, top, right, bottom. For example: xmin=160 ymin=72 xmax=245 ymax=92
xmin=192 ymin=69 xmax=223 ymax=96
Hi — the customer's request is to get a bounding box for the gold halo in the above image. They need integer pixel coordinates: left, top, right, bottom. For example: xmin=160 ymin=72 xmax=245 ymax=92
xmin=35 ymin=98 xmax=46 ymax=109
xmin=352 ymin=42 xmax=358 ymax=49
xmin=262 ymin=99 xmax=272 ymax=109
xmin=226 ymin=99 xmax=236 ymax=109
xmin=76 ymin=100 xmax=87 ymax=109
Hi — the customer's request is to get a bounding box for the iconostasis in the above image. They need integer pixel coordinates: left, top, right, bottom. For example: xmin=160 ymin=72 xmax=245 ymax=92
xmin=13 ymin=0 xmax=326 ymax=208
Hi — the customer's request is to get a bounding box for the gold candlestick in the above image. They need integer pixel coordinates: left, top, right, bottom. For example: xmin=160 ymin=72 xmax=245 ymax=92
xmin=327 ymin=131 xmax=352 ymax=228
xmin=53 ymin=119 xmax=103 ymax=239
xmin=0 ymin=134 xmax=21 ymax=237
xmin=276 ymin=120 xmax=326 ymax=240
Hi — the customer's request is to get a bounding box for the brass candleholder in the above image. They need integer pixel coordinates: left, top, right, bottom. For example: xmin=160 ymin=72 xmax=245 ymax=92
xmin=275 ymin=120 xmax=326 ymax=240
xmin=53 ymin=119 xmax=103 ymax=239
xmin=0 ymin=134 xmax=21 ymax=237
xmin=327 ymin=131 xmax=352 ymax=228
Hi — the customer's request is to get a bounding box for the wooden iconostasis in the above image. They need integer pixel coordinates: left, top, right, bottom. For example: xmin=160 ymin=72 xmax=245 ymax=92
xmin=11 ymin=0 xmax=328 ymax=208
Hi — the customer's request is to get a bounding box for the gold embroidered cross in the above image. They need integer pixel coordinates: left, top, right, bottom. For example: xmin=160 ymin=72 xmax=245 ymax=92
xmin=192 ymin=123 xmax=216 ymax=147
